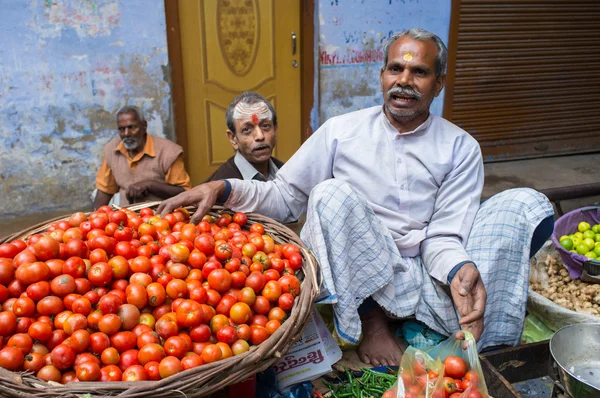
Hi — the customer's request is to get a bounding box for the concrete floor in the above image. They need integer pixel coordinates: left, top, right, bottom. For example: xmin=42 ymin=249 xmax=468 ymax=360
xmin=1 ymin=152 xmax=600 ymax=241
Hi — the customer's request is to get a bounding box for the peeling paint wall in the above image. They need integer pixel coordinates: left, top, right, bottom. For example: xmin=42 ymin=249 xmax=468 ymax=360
xmin=0 ymin=0 xmax=171 ymax=219
xmin=317 ymin=0 xmax=451 ymax=126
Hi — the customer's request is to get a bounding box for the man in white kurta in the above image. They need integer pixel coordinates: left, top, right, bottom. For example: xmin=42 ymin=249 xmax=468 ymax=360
xmin=158 ymin=28 xmax=553 ymax=366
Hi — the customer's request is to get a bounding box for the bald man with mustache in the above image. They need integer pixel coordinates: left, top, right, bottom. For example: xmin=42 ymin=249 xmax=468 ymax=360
xmin=205 ymin=92 xmax=284 ymax=183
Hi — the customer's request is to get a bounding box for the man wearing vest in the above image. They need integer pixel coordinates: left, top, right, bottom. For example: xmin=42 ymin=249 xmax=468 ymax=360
xmin=93 ymin=105 xmax=191 ymax=209
xmin=204 ymin=92 xmax=284 ymax=183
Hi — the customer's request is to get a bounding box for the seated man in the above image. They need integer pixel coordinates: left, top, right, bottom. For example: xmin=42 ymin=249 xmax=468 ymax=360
xmin=205 ymin=91 xmax=284 ymax=182
xmin=158 ymin=28 xmax=554 ymax=366
xmin=94 ymin=105 xmax=191 ymax=209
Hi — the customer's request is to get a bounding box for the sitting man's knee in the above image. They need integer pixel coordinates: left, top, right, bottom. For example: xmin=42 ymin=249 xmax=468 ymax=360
xmin=309 ymin=179 xmax=355 ymax=202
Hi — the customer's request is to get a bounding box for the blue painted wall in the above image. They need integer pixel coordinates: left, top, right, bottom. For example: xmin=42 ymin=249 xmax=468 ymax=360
xmin=316 ymin=0 xmax=451 ymax=127
xmin=0 ymin=0 xmax=172 ymax=219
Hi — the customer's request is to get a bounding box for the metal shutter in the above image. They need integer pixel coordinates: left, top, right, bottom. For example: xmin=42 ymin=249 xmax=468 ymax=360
xmin=444 ymin=0 xmax=600 ymax=161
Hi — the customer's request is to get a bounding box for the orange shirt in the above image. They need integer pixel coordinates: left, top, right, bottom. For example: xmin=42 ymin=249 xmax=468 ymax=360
xmin=96 ymin=135 xmax=191 ymax=195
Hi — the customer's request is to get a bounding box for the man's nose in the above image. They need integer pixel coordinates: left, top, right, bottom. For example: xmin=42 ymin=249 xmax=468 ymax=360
xmin=396 ymin=69 xmax=412 ymax=86
xmin=253 ymin=126 xmax=265 ymax=140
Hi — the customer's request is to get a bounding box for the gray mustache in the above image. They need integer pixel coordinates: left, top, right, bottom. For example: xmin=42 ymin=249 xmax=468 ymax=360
xmin=387 ymin=87 xmax=422 ymax=100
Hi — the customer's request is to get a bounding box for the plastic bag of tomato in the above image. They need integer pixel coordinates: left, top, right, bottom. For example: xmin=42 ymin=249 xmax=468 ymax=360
xmin=0 ymin=203 xmax=318 ymax=398
xmin=383 ymin=331 xmax=489 ymax=398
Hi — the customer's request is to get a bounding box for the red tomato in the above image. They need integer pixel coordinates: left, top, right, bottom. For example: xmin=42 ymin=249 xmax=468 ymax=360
xmin=443 ymin=356 xmax=468 ymax=379
xmin=216 ymin=325 xmax=237 ymax=345
xmin=442 ymin=377 xmax=458 ymax=394
xmin=51 ymin=343 xmax=75 ymax=370
xmin=0 ymin=346 xmax=24 ymax=370
xmin=175 ymin=299 xmax=203 ymax=328
xmin=33 ymin=236 xmax=60 ymax=261
xmin=279 ymin=275 xmax=301 ymax=297
xmin=278 ymin=293 xmax=295 ymax=311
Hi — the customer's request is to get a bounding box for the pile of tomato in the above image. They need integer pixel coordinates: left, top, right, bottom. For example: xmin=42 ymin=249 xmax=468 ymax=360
xmin=396 ymin=355 xmax=485 ymax=398
xmin=0 ymin=206 xmax=303 ymax=383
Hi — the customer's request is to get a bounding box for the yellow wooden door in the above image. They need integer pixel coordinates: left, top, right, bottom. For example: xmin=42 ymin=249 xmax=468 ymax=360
xmin=178 ymin=0 xmax=302 ymax=185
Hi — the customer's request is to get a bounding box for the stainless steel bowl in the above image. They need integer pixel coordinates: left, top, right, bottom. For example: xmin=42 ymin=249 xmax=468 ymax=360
xmin=550 ymin=323 xmax=600 ymax=398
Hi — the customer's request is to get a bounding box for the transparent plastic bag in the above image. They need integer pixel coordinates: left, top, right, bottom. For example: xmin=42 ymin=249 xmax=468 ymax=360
xmin=385 ymin=331 xmax=489 ymax=398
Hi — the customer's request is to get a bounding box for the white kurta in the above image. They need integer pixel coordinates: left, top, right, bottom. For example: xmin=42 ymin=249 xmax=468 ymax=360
xmin=226 ymin=106 xmax=484 ymax=283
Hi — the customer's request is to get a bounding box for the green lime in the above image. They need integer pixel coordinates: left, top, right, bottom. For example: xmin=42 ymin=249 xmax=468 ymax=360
xmin=593 ymin=224 xmax=600 ymax=234
xmin=575 ymin=232 xmax=584 ymax=240
xmin=594 ymin=246 xmax=600 ymax=257
xmin=585 ymin=252 xmax=597 ymax=259
xmin=577 ymin=243 xmax=590 ymax=255
xmin=578 ymin=222 xmax=591 ymax=232
xmin=570 ymin=249 xmax=578 ymax=254
xmin=583 ymin=230 xmax=596 ymax=240
xmin=572 ymin=238 xmax=582 ymax=247
xmin=584 ymin=238 xmax=596 ymax=251
xmin=560 ymin=238 xmax=574 ymax=251
xmin=595 ymin=234 xmax=600 ymax=242
xmin=559 ymin=235 xmax=570 ymax=242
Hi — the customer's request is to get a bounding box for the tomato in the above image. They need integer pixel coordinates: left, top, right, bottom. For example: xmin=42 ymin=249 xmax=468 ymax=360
xmin=442 ymin=377 xmax=459 ymax=394
xmin=122 ymin=364 xmax=147 ymax=381
xmin=163 ymin=336 xmax=187 ymax=359
xmin=23 ymin=352 xmax=45 ymax=373
xmin=0 ymin=346 xmax=23 ymax=371
xmin=89 ymin=332 xmax=110 ymax=355
xmin=464 ymin=370 xmax=480 ymax=386
xmin=28 ymin=321 xmax=53 ymax=342
xmin=16 ymin=261 xmax=51 ymax=285
xmin=147 ymin=282 xmax=166 ymax=306
xmin=119 ymin=349 xmax=140 ymax=371
xmin=37 ymin=295 xmax=65 ymax=315
xmin=189 ymin=324 xmax=211 ymax=343
xmin=252 ymin=296 xmax=271 ymax=315
xmin=216 ymin=294 xmax=237 ymax=317
xmin=0 ymin=243 xmax=20 ymax=259
xmin=64 ymin=239 xmax=89 ymax=259
xmin=0 ymin=260 xmax=14 ymax=285
xmin=175 ymin=299 xmax=203 ymax=328
xmin=443 ymin=356 xmax=468 ymax=379
xmin=13 ymin=297 xmax=35 ymax=317
xmin=46 ymin=329 xmax=67 ymax=351
xmin=278 ymin=293 xmax=295 ymax=311
xmin=206 ymin=268 xmax=232 ymax=295
xmin=76 ymin=360 xmax=101 ymax=381
xmin=155 ymin=316 xmax=179 ymax=340
xmin=98 ymin=293 xmax=123 ymax=314
xmin=249 ymin=325 xmax=270 ymax=345
xmin=138 ymin=343 xmax=166 ymax=365
xmin=216 ymin=325 xmax=237 ymax=345
xmin=432 ymin=389 xmax=449 ymax=398
xmin=200 ymin=344 xmax=222 ymax=364
xmin=13 ymin=249 xmax=37 ymax=268
xmin=51 ymin=343 xmax=76 ymax=371
xmin=229 ymin=302 xmax=252 ymax=325
xmin=114 ymin=226 xmax=134 ymax=242
xmin=63 ymin=313 xmax=88 ymax=335
xmin=89 ymin=235 xmax=117 ymax=256
xmin=98 ymin=314 xmax=122 ymax=335
xmin=118 ymin=304 xmax=141 ymax=331
xmin=194 ymin=234 xmax=215 ymax=256
xmin=165 ymin=278 xmax=186 ymax=300
xmin=48 ymin=274 xmax=75 ymax=297
xmin=33 ymin=235 xmax=60 ymax=261
xmin=245 ymin=272 xmax=266 ymax=294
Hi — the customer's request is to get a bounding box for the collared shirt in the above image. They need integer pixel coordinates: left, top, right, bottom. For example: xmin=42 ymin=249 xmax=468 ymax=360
xmin=96 ymin=134 xmax=191 ymax=195
xmin=233 ymin=151 xmax=279 ymax=182
xmin=225 ymin=106 xmax=484 ymax=283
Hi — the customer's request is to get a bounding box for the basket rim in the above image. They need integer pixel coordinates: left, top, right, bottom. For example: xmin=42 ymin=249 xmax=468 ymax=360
xmin=0 ymin=203 xmax=320 ymax=398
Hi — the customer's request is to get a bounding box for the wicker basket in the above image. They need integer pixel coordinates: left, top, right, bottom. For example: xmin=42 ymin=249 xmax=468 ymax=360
xmin=0 ymin=203 xmax=319 ymax=397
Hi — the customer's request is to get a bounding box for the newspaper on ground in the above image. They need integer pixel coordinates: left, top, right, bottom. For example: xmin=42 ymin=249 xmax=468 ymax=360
xmin=273 ymin=307 xmax=343 ymax=391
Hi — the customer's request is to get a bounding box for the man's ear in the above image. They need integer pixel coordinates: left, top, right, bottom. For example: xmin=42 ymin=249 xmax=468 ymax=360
xmin=226 ymin=130 xmax=238 ymax=151
xmin=435 ymin=74 xmax=446 ymax=97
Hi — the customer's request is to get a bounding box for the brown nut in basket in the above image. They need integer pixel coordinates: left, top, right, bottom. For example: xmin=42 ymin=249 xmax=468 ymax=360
xmin=0 ymin=203 xmax=319 ymax=398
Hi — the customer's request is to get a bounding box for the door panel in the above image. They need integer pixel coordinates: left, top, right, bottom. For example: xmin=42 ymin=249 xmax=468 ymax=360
xmin=179 ymin=0 xmax=301 ymax=184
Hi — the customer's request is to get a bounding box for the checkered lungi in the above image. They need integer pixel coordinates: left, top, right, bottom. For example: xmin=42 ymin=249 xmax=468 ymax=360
xmin=300 ymin=180 xmax=554 ymax=351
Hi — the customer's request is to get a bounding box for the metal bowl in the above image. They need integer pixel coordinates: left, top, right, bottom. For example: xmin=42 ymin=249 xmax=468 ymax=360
xmin=550 ymin=323 xmax=600 ymax=398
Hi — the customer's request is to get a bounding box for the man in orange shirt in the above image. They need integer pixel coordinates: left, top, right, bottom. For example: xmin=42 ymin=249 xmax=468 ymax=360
xmin=93 ymin=105 xmax=191 ymax=209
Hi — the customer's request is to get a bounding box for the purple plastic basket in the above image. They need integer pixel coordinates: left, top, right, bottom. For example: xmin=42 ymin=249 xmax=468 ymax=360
xmin=551 ymin=206 xmax=600 ymax=278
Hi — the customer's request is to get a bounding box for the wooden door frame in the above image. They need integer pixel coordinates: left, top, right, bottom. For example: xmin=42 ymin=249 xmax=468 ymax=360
xmin=164 ymin=0 xmax=315 ymax=169
xmin=442 ymin=0 xmax=460 ymax=122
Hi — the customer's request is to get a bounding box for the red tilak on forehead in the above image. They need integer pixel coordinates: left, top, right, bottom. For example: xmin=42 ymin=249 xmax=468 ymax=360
xmin=252 ymin=114 xmax=259 ymax=124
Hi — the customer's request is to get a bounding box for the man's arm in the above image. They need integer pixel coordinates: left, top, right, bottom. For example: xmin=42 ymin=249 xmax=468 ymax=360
xmin=93 ymin=190 xmax=113 ymax=210
xmin=420 ymin=142 xmax=485 ymax=339
xmin=126 ymin=181 xmax=186 ymax=203
xmin=158 ymin=180 xmax=226 ymax=223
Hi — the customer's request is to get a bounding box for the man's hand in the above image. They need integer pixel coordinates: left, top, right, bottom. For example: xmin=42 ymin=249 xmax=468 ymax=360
xmin=126 ymin=181 xmax=152 ymax=203
xmin=157 ymin=181 xmax=226 ymax=224
xmin=450 ymin=262 xmax=486 ymax=342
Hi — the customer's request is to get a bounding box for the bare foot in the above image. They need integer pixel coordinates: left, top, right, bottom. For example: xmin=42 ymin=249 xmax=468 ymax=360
xmin=357 ymin=307 xmax=404 ymax=367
